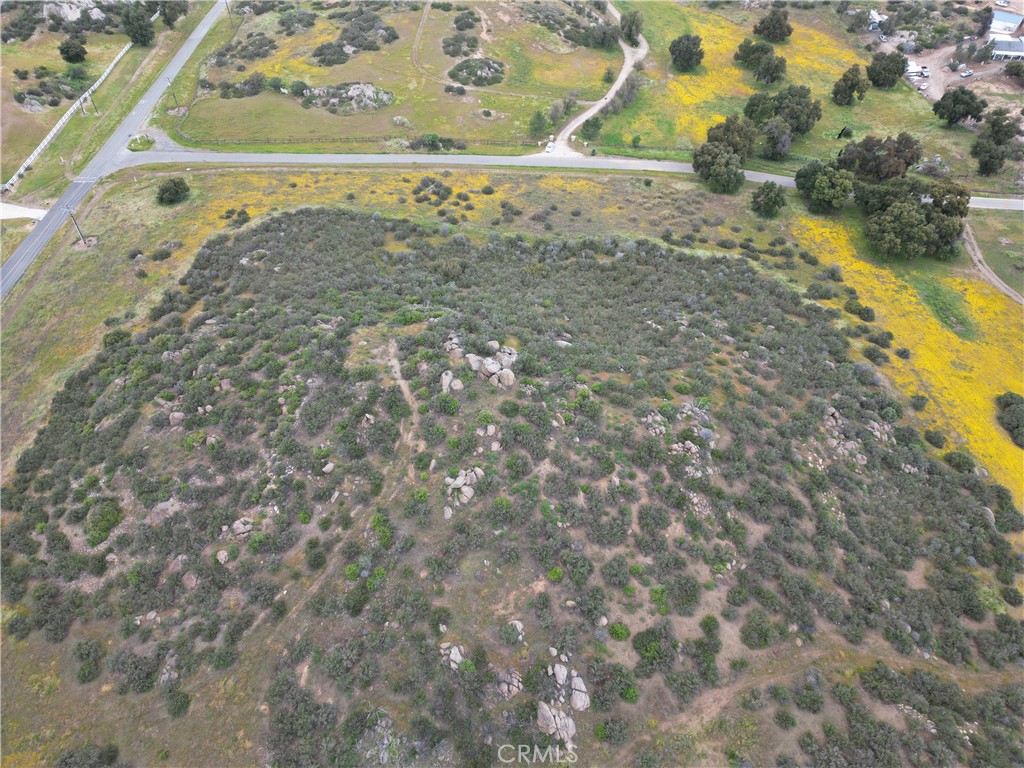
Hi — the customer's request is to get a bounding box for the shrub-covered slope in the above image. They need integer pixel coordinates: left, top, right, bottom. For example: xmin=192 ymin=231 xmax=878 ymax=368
xmin=3 ymin=208 xmax=1022 ymax=768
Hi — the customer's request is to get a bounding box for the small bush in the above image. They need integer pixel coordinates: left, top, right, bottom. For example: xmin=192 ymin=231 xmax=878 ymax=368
xmin=609 ymin=623 xmax=630 ymax=641
xmin=156 ymin=177 xmax=190 ymax=205
xmin=944 ymin=451 xmax=975 ymax=472
xmin=774 ymin=709 xmax=797 ymax=729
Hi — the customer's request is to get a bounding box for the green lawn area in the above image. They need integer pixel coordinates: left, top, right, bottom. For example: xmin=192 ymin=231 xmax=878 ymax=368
xmin=969 ymin=209 xmax=1024 ymax=294
xmin=159 ymin=2 xmax=620 ymax=151
xmin=8 ymin=5 xmax=212 ymax=205
xmin=1 ymin=29 xmax=131 ymax=180
xmin=597 ymin=2 xmax=1020 ymax=194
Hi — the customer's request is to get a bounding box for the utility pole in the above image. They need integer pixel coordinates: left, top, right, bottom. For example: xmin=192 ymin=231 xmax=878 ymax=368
xmin=166 ymin=77 xmax=179 ymax=109
xmin=88 ymin=91 xmax=98 ymax=114
xmin=65 ymin=206 xmax=85 ymax=243
xmin=224 ymin=0 xmax=231 ymax=17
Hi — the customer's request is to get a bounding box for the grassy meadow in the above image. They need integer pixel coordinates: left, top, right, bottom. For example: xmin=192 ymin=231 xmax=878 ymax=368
xmin=1 ymin=29 xmax=131 ymax=180
xmin=969 ymin=209 xmax=1024 ymax=294
xmin=1 ymin=219 xmax=34 ymax=265
xmin=160 ymin=2 xmax=621 ymax=150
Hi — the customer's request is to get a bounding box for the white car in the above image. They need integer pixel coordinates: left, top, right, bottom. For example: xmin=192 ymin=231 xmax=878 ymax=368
xmin=918 ymin=83 xmax=929 ymax=91
xmin=960 ymin=69 xmax=974 ymax=78
xmin=995 ymin=1 xmax=1010 ymax=7
xmin=878 ymin=34 xmax=888 ymax=41
xmin=544 ymin=142 xmax=554 ymax=153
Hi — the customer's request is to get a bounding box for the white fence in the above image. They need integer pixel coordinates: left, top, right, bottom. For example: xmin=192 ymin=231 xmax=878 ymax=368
xmin=3 ymin=11 xmax=159 ymax=192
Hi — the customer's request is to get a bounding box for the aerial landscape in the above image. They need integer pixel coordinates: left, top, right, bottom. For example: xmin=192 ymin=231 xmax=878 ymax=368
xmin=1 ymin=0 xmax=1023 ymax=766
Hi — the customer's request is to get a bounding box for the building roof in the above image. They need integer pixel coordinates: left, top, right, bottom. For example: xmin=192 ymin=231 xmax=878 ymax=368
xmin=991 ymin=10 xmax=1024 ymax=34
xmin=992 ymin=37 xmax=1024 ymax=53
xmin=993 ymin=9 xmax=1024 ymax=25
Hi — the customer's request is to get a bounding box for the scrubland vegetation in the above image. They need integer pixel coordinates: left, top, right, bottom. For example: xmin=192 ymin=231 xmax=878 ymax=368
xmin=3 ymin=187 xmax=1022 ymax=766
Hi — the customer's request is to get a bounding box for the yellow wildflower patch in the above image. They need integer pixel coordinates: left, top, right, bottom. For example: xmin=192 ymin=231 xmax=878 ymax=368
xmin=781 ymin=21 xmax=864 ymax=82
xmin=255 ymin=19 xmax=337 ymax=84
xmin=792 ymin=217 xmax=1024 ymax=500
xmin=535 ymin=175 xmax=606 ymax=197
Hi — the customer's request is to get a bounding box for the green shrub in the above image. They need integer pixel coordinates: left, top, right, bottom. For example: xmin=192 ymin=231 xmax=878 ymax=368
xmin=165 ymin=687 xmax=191 ymax=717
xmin=609 ymin=622 xmax=630 ymax=640
xmin=774 ymin=709 xmax=797 ymax=729
xmin=944 ymin=451 xmax=975 ymax=472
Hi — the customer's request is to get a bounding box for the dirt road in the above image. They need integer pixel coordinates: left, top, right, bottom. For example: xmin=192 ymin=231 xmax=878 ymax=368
xmin=962 ymin=221 xmax=1024 ymax=304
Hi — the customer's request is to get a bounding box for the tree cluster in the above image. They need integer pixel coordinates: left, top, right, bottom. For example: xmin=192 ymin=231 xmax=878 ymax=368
xmin=693 ymin=141 xmax=745 ymax=193
xmin=753 ymin=8 xmax=793 ymax=42
xmin=996 ymin=392 xmax=1024 ymax=448
xmin=971 ymin=107 xmax=1023 ymax=176
xmin=744 ymin=84 xmax=821 ymax=135
xmin=620 ymin=9 xmax=643 ymax=47
xmin=734 ymin=38 xmax=787 ymax=84
xmin=836 ymin=133 xmax=922 ymax=181
xmin=857 ymin=177 xmax=971 ymax=260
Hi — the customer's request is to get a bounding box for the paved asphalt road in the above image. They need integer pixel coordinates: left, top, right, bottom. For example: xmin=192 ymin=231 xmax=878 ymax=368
xmin=2 ymin=0 xmax=1022 ymax=299
xmin=113 ymin=149 xmax=1024 ymax=212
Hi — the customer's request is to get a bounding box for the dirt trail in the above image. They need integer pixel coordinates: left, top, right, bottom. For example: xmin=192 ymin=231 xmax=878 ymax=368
xmin=963 ymin=220 xmax=1023 ymax=305
xmin=552 ymin=0 xmax=649 ymax=155
xmin=386 ymin=338 xmax=426 ymax=454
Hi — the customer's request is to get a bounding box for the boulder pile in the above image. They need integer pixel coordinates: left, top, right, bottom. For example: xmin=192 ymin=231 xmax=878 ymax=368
xmin=465 ymin=341 xmax=517 ymax=390
xmin=544 ymin=655 xmax=590 ymax=712
xmin=445 ymin=466 xmax=483 ymax=507
xmin=475 ymin=422 xmax=501 ymax=452
xmin=440 ymin=370 xmax=464 ymax=393
xmin=439 ymin=642 xmax=468 ymax=670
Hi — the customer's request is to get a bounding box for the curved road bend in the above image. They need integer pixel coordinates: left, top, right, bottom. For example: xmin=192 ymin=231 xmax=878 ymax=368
xmin=0 ymin=1 xmax=225 ymax=300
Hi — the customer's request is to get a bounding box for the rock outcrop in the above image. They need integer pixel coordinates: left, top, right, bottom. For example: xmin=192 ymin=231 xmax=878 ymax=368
xmin=445 ymin=466 xmax=484 ymax=506
xmin=537 ymin=702 xmax=577 ymax=746
xmin=439 ymin=642 xmax=468 ymax=670
xmin=496 ymin=668 xmax=524 ymax=699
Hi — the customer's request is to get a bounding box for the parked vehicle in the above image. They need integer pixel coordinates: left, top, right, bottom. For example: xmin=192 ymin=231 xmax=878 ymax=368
xmin=995 ymin=1 xmax=1010 ymax=8
xmin=960 ymin=69 xmax=974 ymax=78
xmin=918 ymin=83 xmax=929 ymax=91
xmin=878 ymin=34 xmax=888 ymax=41
xmin=544 ymin=142 xmax=554 ymax=154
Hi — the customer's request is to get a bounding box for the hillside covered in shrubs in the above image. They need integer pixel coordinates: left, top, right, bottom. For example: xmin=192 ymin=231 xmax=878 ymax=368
xmin=4 ymin=206 xmax=1022 ymax=768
